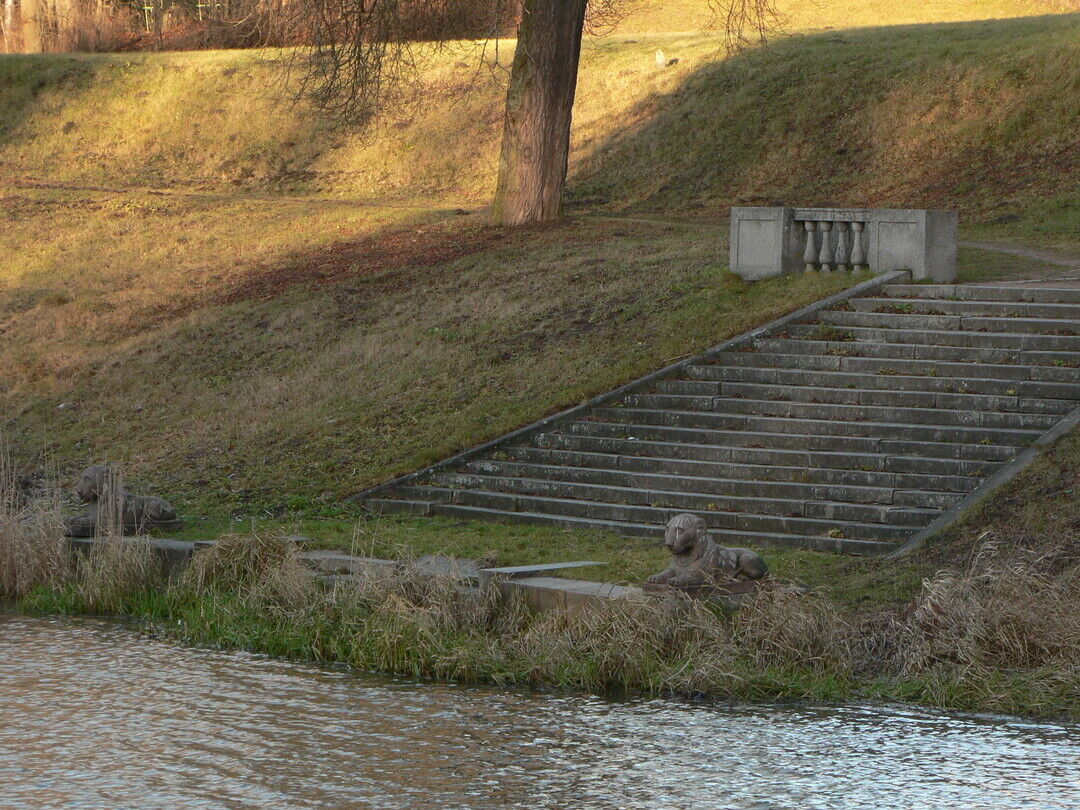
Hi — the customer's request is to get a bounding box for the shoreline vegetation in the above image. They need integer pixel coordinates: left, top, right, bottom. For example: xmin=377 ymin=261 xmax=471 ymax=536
xmin=4 ymin=430 xmax=1078 ymax=722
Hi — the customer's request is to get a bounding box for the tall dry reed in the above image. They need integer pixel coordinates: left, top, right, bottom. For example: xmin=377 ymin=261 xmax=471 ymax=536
xmin=0 ymin=452 xmax=71 ymax=600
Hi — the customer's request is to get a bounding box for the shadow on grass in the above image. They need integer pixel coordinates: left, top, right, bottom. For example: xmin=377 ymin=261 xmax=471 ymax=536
xmin=0 ymin=55 xmax=102 ymax=148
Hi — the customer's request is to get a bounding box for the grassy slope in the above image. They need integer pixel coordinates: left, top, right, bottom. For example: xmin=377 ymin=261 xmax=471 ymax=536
xmin=613 ymin=0 xmax=1074 ymax=34
xmin=1 ymin=5 xmax=1077 ymax=578
xmin=1 ymin=14 xmax=1077 ymax=243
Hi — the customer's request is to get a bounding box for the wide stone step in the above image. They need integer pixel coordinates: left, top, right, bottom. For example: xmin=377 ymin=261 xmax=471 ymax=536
xmin=788 ymin=322 xmax=1080 ymax=351
xmin=709 ymin=350 xmax=1080 ymax=383
xmin=849 ymin=297 xmax=1080 ymax=319
xmin=649 ymin=381 xmax=1077 ymax=415
xmin=591 ymin=407 xmax=1045 ymax=446
xmin=881 ymin=284 xmax=1080 ymax=304
xmin=400 ymin=484 xmax=922 ymax=543
xmin=462 ymin=459 xmax=967 ymax=508
xmin=622 ymin=395 xmax=1061 ymax=430
xmin=684 ymin=365 xmax=1080 ymax=399
xmin=503 ymin=446 xmax=982 ymax=493
xmin=562 ymin=420 xmax=1021 ymax=461
xmin=819 ymin=309 xmax=1080 ymax=335
xmin=431 ymin=472 xmax=948 ymax=525
xmin=529 ymin=434 xmax=993 ymax=479
xmin=751 ymin=338 xmax=1080 ymax=368
xmin=365 ymin=498 xmax=900 ymax=554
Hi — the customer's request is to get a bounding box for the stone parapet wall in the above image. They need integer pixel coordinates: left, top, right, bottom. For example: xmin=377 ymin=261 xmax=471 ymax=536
xmin=730 ymin=206 xmax=957 ymax=282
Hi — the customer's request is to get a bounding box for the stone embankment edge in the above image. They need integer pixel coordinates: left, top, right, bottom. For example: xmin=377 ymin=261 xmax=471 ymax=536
xmin=63 ymin=538 xmax=655 ymax=614
xmin=350 ymin=270 xmax=912 ymax=504
xmin=889 ymin=403 xmax=1080 ymax=558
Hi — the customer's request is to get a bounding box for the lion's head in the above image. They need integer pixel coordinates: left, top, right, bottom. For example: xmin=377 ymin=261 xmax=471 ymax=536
xmin=664 ymin=513 xmax=707 ymax=555
xmin=75 ymin=465 xmax=114 ymax=503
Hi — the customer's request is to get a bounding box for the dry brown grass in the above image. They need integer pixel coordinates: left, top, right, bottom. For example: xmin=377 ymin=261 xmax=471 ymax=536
xmin=0 ymin=451 xmax=71 ymax=600
xmin=892 ymin=540 xmax=1080 ymax=676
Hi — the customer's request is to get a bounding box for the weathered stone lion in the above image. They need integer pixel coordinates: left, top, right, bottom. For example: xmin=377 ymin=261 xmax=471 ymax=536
xmin=646 ymin=513 xmax=768 ymax=588
xmin=63 ymin=465 xmax=182 ymax=537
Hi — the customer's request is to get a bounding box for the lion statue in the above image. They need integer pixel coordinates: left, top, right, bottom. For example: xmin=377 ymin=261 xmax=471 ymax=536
xmin=63 ymin=465 xmax=182 ymax=537
xmin=646 ymin=513 xmax=767 ymax=588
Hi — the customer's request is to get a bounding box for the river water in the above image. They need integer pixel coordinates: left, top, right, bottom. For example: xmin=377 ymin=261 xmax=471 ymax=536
xmin=2 ymin=616 xmax=1078 ymax=809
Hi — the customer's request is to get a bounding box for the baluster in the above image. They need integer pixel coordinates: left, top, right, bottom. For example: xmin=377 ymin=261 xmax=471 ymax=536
xmin=851 ymin=221 xmax=867 ymax=271
xmin=835 ymin=222 xmax=850 ymax=271
xmin=802 ymin=221 xmax=817 ymax=272
xmin=818 ymin=221 xmax=833 ymax=272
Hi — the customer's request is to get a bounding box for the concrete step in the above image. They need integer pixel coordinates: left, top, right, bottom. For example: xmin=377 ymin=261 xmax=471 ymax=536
xmin=704 ymin=351 xmax=1080 ymax=384
xmin=684 ymin=365 xmax=1080 ymax=400
xmin=648 ymin=380 xmax=1077 ymax=416
xmin=562 ymin=420 xmax=1022 ymax=461
xmin=463 ymin=459 xmax=968 ymax=508
xmin=622 ymin=395 xmax=1062 ymax=430
xmin=786 ymin=323 xmax=1080 ymax=351
xmin=881 ymin=284 xmax=1080 ymax=304
xmin=527 ymin=434 xmax=997 ymax=479
xmin=751 ymin=337 xmax=1080 ymax=368
xmin=820 ymin=311 xmax=1075 ymax=336
xmin=819 ymin=309 xmax=1080 ymax=335
xmin=401 ymin=484 xmax=924 ymax=543
xmin=431 ymin=472 xmax=949 ymax=524
xmin=849 ymin=297 xmax=1080 ymax=319
xmin=504 ymin=446 xmax=983 ymax=493
xmin=365 ymin=498 xmax=900 ymax=554
xmin=530 ymin=433 xmax=999 ymax=477
xmin=590 ymin=407 xmax=1045 ymax=446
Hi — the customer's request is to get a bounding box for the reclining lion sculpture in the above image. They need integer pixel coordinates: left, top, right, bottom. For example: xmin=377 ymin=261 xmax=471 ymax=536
xmin=64 ymin=465 xmax=182 ymax=537
xmin=647 ymin=513 xmax=767 ymax=588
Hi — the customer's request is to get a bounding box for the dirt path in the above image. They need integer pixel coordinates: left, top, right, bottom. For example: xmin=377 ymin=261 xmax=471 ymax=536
xmin=8 ymin=176 xmax=1079 ymax=270
xmin=0 ymin=175 xmax=477 ymax=212
xmin=960 ymin=240 xmax=1080 ymax=270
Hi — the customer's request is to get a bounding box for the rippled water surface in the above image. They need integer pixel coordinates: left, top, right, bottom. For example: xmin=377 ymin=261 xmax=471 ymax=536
xmin=2 ymin=616 xmax=1079 ymax=809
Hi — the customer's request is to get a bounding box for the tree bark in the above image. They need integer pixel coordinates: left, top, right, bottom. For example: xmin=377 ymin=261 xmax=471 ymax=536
xmin=491 ymin=0 xmax=588 ymax=225
xmin=20 ymin=0 xmax=44 ymax=52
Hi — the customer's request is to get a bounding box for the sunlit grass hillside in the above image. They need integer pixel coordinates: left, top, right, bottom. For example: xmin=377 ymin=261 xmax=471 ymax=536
xmin=1 ymin=13 xmax=1076 ymax=239
xmin=614 ymin=0 xmax=1074 ymax=33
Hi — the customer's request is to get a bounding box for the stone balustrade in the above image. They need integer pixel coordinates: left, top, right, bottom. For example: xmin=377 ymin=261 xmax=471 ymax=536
xmin=730 ymin=206 xmax=957 ymax=282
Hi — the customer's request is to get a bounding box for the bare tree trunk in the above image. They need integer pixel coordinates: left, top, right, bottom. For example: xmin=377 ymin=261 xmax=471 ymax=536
xmin=21 ymin=0 xmax=44 ymax=51
xmin=1 ymin=0 xmax=14 ymax=52
xmin=492 ymin=0 xmax=588 ymax=225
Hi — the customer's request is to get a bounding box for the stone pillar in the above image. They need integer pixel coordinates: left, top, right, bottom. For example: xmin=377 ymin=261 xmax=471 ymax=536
xmin=851 ymin=222 xmax=866 ymax=271
xmin=818 ymin=221 xmax=833 ymax=272
xmin=835 ymin=222 xmax=850 ymax=271
xmin=802 ymin=221 xmax=816 ymax=272
xmin=729 ymin=207 xmax=798 ymax=280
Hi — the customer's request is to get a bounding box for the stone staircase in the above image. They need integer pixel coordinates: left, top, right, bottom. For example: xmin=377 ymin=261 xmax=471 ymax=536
xmin=362 ymin=280 xmax=1080 ymax=555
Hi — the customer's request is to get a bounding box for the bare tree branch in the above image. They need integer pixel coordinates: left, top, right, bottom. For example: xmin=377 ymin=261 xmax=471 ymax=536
xmin=707 ymin=0 xmax=785 ymax=54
